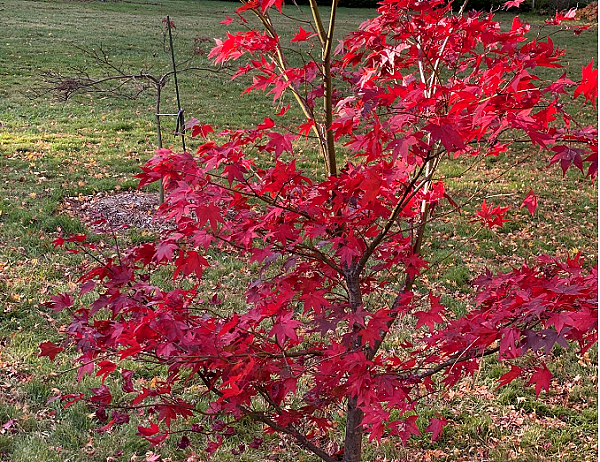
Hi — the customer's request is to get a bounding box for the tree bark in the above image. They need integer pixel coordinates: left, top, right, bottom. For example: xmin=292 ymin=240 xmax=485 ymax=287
xmin=322 ymin=0 xmax=339 ymax=177
xmin=343 ymin=272 xmax=364 ymax=462
xmin=343 ymin=396 xmax=364 ymax=462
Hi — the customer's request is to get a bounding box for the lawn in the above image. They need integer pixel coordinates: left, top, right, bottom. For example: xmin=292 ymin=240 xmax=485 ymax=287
xmin=0 ymin=1 xmax=597 ymax=461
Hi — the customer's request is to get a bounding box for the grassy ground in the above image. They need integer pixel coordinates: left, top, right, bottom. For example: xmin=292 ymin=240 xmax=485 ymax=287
xmin=0 ymin=1 xmax=597 ymax=461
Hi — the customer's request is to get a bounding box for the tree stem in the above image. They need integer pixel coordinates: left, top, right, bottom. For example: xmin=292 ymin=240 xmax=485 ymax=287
xmin=322 ymin=0 xmax=339 ymax=177
xmin=343 ymin=273 xmax=364 ymax=461
xmin=155 ymin=85 xmax=164 ymax=205
xmin=343 ymin=396 xmax=364 ymax=462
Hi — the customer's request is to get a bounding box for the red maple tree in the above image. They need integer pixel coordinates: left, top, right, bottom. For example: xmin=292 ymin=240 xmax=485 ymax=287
xmin=43 ymin=1 xmax=597 ymax=461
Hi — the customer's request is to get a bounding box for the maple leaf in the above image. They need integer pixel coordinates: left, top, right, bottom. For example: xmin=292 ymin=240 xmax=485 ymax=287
xmin=425 ymin=121 xmax=466 ymax=152
xmin=260 ymin=0 xmax=284 ymax=13
xmin=291 ymin=27 xmax=313 ymax=43
xmin=187 ymin=118 xmax=215 ymax=138
xmin=574 ymin=60 xmax=598 ymax=107
xmin=499 ymin=327 xmax=521 ymax=359
xmin=96 ymin=360 xmax=117 ymax=383
xmin=543 ymin=73 xmax=576 ymax=94
xmin=257 ymin=117 xmax=275 ymax=130
xmin=503 ymin=0 xmax=525 ymax=8
xmin=269 ymin=311 xmax=301 ymax=346
xmin=549 ymin=145 xmax=585 ymax=176
xmin=275 ymin=104 xmax=290 ymax=116
xmin=173 ymin=250 xmax=209 ymax=280
xmin=269 ymin=78 xmax=290 ymax=101
xmin=391 ymin=415 xmax=420 ymax=444
xmin=497 ymin=365 xmax=522 ymax=387
xmin=236 ymin=0 xmax=259 ymax=13
xmin=403 ymin=252 xmax=428 ymax=280
xmin=387 ymin=136 xmax=416 ymax=161
xmin=43 ymin=293 xmax=73 ymax=312
xmin=520 ymin=189 xmax=538 ymax=216
xmin=138 ymin=422 xmax=160 ymax=437
xmin=574 ymin=25 xmax=591 ymax=35
xmin=545 ymin=8 xmax=578 ymax=25
xmin=528 ymin=364 xmax=553 ymax=397
xmin=265 ymin=132 xmax=296 ymax=158
xmin=121 ymin=369 xmax=136 ymax=393
xmin=38 ymin=341 xmax=64 ymax=361
xmin=547 ymin=312 xmax=574 ymax=333
xmin=360 ymin=330 xmax=383 ymax=352
xmin=90 ymin=384 xmax=113 ymax=405
xmin=298 ymin=119 xmax=315 ymax=137
xmin=198 ymin=204 xmax=223 ymax=232
xmin=336 ymin=243 xmax=361 ymax=268
xmin=414 ymin=293 xmax=444 ymax=332
xmin=154 ymin=241 xmax=177 ymax=262
xmin=473 ymin=200 xmax=509 ymax=229
xmin=425 ymin=415 xmax=447 ymax=442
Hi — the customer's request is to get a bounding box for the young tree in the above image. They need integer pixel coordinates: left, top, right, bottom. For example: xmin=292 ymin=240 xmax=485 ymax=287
xmin=43 ymin=1 xmax=597 ymax=461
xmin=35 ymin=18 xmax=222 ymax=203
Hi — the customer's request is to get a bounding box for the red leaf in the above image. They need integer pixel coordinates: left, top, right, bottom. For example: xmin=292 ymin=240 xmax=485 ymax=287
xmin=425 ymin=415 xmax=447 ymax=442
xmin=414 ymin=293 xmax=444 ymax=332
xmin=473 ymin=200 xmax=509 ymax=229
xmin=498 ymin=365 xmax=522 ymax=387
xmin=236 ymin=0 xmax=259 ymax=13
xmin=260 ymin=0 xmax=284 ymax=13
xmin=291 ymin=27 xmax=313 ymax=43
xmin=503 ymin=0 xmax=525 ymax=8
xmin=121 ymin=369 xmax=136 ymax=393
xmin=60 ymin=393 xmax=85 ymax=407
xmin=528 ymin=364 xmax=553 ymax=397
xmin=191 ymin=124 xmax=214 ymax=138
xmin=96 ymin=360 xmax=117 ymax=383
xmin=90 ymin=384 xmax=113 ymax=405
xmin=549 ymin=145 xmax=585 ymax=176
xmin=265 ymin=132 xmax=296 ymax=158
xmin=298 ymin=119 xmax=315 ymax=137
xmin=546 ymin=8 xmax=578 ymax=24
xmin=425 ymin=121 xmax=466 ymax=152
xmin=574 ymin=60 xmax=598 ymax=107
xmin=138 ymin=421 xmax=160 ymax=436
xmin=38 ymin=341 xmax=64 ymax=361
xmin=275 ymin=104 xmax=290 ymax=116
xmin=257 ymin=117 xmax=275 ymax=130
xmin=173 ymin=250 xmax=209 ymax=279
xmin=96 ymin=417 xmax=117 ymax=433
xmin=154 ymin=241 xmax=177 ymax=262
xmin=269 ymin=311 xmax=301 ymax=346
xmin=520 ymin=189 xmax=538 ymax=216
xmin=43 ymin=293 xmax=73 ymax=312
xmin=499 ymin=327 xmax=521 ymax=359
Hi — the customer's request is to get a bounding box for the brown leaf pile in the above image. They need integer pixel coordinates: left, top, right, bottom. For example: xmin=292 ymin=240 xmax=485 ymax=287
xmin=576 ymin=2 xmax=598 ymax=21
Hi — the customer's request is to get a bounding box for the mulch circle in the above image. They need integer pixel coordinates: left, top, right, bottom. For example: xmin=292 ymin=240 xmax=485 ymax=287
xmin=62 ymin=191 xmax=170 ymax=234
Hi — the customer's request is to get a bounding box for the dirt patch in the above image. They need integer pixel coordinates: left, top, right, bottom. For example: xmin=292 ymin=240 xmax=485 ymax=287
xmin=62 ymin=191 xmax=169 ymax=234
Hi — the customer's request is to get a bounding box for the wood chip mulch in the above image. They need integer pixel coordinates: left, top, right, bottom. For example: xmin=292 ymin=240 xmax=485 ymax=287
xmin=62 ymin=191 xmax=170 ymax=234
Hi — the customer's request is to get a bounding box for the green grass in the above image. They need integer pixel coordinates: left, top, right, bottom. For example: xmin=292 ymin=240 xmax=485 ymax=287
xmin=0 ymin=1 xmax=597 ymax=461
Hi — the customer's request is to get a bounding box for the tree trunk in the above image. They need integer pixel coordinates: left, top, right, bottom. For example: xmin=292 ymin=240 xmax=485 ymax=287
xmin=343 ymin=396 xmax=364 ymax=462
xmin=343 ymin=272 xmax=364 ymax=462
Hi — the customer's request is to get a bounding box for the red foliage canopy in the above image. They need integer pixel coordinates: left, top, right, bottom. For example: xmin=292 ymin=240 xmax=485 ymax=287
xmin=42 ymin=1 xmax=597 ymax=461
